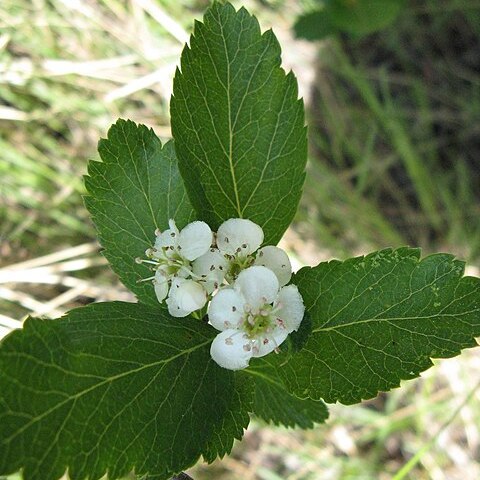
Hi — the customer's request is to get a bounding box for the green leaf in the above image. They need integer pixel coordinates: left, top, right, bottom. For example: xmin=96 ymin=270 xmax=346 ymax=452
xmin=84 ymin=119 xmax=196 ymax=305
xmin=294 ymin=0 xmax=405 ymax=41
xmin=247 ymin=357 xmax=329 ymax=429
xmin=289 ymin=310 xmax=313 ymax=352
xmin=284 ymin=248 xmax=480 ymax=405
xmin=0 ymin=302 xmax=252 ymax=480
xmin=328 ymin=0 xmax=404 ymax=36
xmin=171 ymin=2 xmax=307 ymax=245
xmin=294 ymin=9 xmax=336 ymax=41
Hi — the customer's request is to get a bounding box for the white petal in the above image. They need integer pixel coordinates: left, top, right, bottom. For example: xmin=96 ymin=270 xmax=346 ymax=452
xmin=169 ymin=278 xmax=207 ymax=314
xmin=252 ymin=328 xmax=289 ymax=358
xmin=154 ymin=219 xmax=180 ymax=250
xmin=192 ymin=249 xmax=228 ymax=292
xmin=178 ymin=221 xmax=213 ymax=261
xmin=208 ymin=288 xmax=245 ymax=331
xmin=153 ymin=270 xmax=169 ymax=303
xmin=210 ymin=329 xmax=253 ymax=370
xmin=166 ymin=297 xmax=191 ymax=318
xmin=235 ymin=266 xmax=279 ymax=310
xmin=254 ymin=246 xmax=292 ymax=286
xmin=217 ymin=218 xmax=264 ymax=256
xmin=276 ymin=285 xmax=305 ymax=333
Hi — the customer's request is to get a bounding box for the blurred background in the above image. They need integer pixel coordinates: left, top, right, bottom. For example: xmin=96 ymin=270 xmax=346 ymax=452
xmin=1 ymin=0 xmax=479 ymax=479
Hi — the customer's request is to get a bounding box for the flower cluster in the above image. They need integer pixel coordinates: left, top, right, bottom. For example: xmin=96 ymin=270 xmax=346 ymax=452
xmin=138 ymin=218 xmax=304 ymax=370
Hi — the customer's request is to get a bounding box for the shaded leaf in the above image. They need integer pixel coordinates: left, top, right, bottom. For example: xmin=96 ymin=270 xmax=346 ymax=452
xmin=294 ymin=9 xmax=335 ymax=41
xmin=284 ymin=248 xmax=480 ymax=404
xmin=171 ymin=2 xmax=307 ymax=245
xmin=0 ymin=302 xmax=251 ymax=480
xmin=294 ymin=0 xmax=405 ymax=41
xmin=328 ymin=0 xmax=404 ymax=36
xmin=85 ymin=119 xmax=195 ymax=305
xmin=247 ymin=356 xmax=328 ymax=429
xmin=289 ymin=310 xmax=313 ymax=352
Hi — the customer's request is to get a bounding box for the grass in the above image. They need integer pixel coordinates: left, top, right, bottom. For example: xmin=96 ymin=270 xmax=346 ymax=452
xmin=1 ymin=0 xmax=479 ymax=479
xmin=301 ymin=0 xmax=480 ymax=260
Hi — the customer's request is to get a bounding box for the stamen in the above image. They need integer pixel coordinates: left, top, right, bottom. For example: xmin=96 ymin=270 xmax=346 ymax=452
xmin=243 ymin=343 xmax=251 ymax=352
xmin=178 ymin=265 xmax=203 ymax=280
xmin=225 ymin=337 xmax=233 ymax=346
xmin=136 ymin=276 xmax=156 ymax=283
xmin=135 ymin=258 xmax=159 ymax=266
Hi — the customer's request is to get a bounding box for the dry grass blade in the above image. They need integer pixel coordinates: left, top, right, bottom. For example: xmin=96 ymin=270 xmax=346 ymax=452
xmin=133 ymin=0 xmax=189 ymax=44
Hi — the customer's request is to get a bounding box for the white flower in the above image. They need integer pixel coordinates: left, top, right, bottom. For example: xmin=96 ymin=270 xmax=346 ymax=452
xmin=192 ymin=248 xmax=229 ymax=294
xmin=153 ymin=219 xmax=212 ymax=265
xmin=139 ymin=219 xmax=216 ymax=316
xmin=166 ymin=277 xmax=208 ymax=318
xmin=216 ymin=218 xmax=292 ymax=285
xmin=208 ymin=266 xmax=305 ymax=370
xmin=217 ymin=218 xmax=264 ymax=257
xmin=253 ymin=245 xmax=292 ymax=286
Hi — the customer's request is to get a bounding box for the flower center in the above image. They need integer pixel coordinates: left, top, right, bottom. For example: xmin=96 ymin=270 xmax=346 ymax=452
xmin=139 ymin=247 xmax=193 ymax=279
xmin=225 ymin=253 xmax=254 ymax=281
xmin=242 ymin=303 xmax=275 ymax=338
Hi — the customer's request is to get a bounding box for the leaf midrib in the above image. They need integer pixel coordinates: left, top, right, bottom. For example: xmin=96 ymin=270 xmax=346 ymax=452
xmin=1 ymin=338 xmax=211 ymax=444
xmin=220 ymin=17 xmax=242 ymax=217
